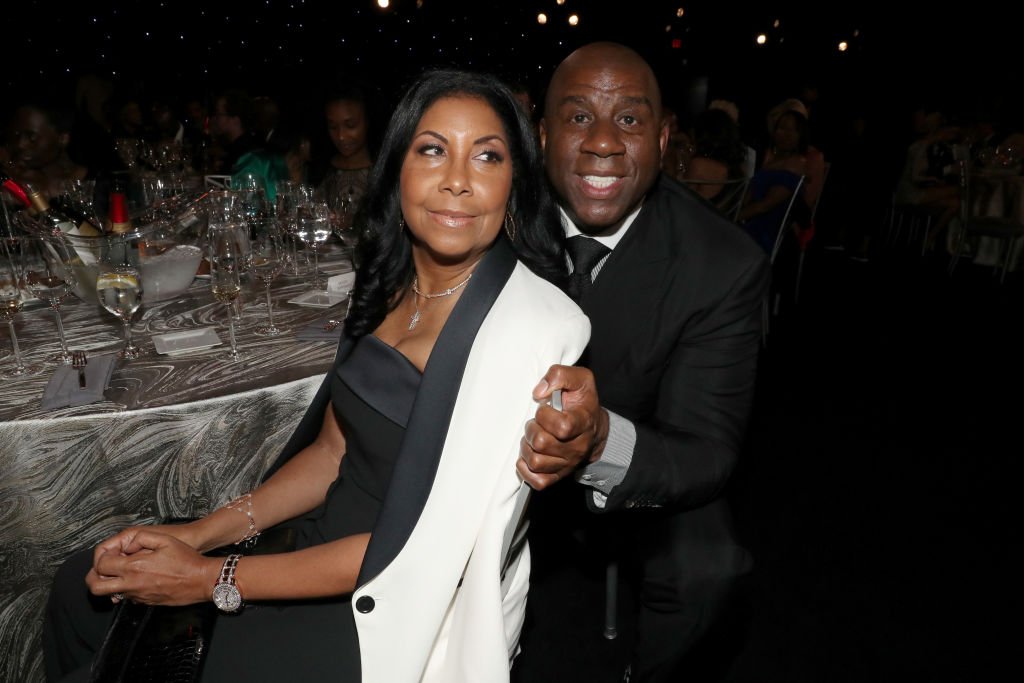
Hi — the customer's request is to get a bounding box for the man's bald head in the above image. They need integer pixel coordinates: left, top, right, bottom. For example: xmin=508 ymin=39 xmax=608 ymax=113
xmin=544 ymin=42 xmax=663 ymax=122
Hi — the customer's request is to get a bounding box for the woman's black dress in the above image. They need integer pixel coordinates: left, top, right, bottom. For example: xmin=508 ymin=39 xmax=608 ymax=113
xmin=200 ymin=335 xmax=421 ymax=681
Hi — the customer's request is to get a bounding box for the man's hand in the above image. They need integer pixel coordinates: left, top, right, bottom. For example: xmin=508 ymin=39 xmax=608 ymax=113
xmin=518 ymin=365 xmax=609 ymax=490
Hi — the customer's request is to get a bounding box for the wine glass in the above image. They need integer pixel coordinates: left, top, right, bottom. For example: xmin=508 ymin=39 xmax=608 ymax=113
xmin=23 ymin=234 xmax=79 ymax=365
xmin=1 ymin=236 xmax=45 ymax=378
xmin=251 ymin=229 xmax=286 ymax=337
xmin=61 ymin=178 xmax=97 ymax=208
xmin=96 ymin=237 xmax=144 ymax=360
xmin=205 ymin=192 xmax=251 ymax=319
xmin=114 ymin=137 xmax=140 ymax=171
xmin=295 ymin=201 xmax=331 ymax=290
xmin=209 ymin=227 xmax=243 ymax=360
xmin=328 ymin=184 xmax=360 ymax=259
xmin=275 ymin=181 xmax=313 ymax=277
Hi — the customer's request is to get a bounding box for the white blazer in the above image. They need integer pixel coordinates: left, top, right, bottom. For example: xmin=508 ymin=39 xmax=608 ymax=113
xmin=352 ymin=259 xmax=589 ymax=682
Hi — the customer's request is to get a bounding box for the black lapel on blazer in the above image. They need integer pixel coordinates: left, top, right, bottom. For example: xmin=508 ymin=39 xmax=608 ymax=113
xmin=580 ymin=182 xmax=674 ymax=366
xmin=262 ymin=336 xmax=356 ymax=482
xmin=356 ymin=239 xmax=517 ymax=586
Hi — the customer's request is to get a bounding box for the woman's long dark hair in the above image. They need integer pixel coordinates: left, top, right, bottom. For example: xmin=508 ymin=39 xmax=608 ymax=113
xmin=345 ymin=69 xmax=565 ymax=338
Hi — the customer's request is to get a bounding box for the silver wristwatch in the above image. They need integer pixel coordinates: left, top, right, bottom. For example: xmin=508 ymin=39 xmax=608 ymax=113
xmin=212 ymin=553 xmax=243 ymax=613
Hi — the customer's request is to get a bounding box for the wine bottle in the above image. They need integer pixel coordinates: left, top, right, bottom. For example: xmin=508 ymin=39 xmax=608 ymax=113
xmin=107 ymin=178 xmax=133 ymax=235
xmin=22 ymin=183 xmax=88 ymax=237
xmin=1 ymin=172 xmax=31 ymax=209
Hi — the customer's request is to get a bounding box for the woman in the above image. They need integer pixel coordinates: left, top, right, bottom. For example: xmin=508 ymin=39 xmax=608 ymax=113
xmin=764 ymin=98 xmax=827 ymax=211
xmin=318 ymin=85 xmax=375 ymax=228
xmin=738 ymin=109 xmax=809 ymax=253
xmin=47 ymin=70 xmax=589 ymax=682
xmin=682 ymin=107 xmax=749 ymax=205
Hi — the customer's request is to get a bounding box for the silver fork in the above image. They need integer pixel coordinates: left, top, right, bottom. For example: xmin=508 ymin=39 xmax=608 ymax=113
xmin=72 ymin=351 xmax=87 ymax=389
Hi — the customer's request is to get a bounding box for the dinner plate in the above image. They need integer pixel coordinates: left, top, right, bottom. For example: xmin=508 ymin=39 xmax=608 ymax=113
xmin=287 ymin=290 xmax=348 ymax=308
xmin=153 ymin=328 xmax=223 ymax=355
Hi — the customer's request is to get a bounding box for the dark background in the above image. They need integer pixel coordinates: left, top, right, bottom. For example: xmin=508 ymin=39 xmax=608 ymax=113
xmin=6 ymin=0 xmax=1018 ymax=139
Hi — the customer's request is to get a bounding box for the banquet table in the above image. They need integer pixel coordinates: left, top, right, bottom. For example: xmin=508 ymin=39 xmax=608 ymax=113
xmin=0 ymin=248 xmax=352 ymax=683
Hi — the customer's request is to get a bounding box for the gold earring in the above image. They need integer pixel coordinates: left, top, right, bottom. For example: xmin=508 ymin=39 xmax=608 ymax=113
xmin=504 ymin=211 xmax=517 ymax=242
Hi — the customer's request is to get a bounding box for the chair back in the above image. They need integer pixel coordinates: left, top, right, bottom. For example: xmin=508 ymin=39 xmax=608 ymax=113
xmin=958 ymin=159 xmax=1016 ymax=225
xmin=769 ymin=175 xmax=807 ymax=265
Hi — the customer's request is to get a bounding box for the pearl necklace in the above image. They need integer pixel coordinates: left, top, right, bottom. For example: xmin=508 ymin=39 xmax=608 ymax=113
xmin=408 ymin=273 xmax=473 ymax=330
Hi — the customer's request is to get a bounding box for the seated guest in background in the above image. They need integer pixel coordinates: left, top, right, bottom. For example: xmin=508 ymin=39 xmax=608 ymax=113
xmin=208 ymin=88 xmax=261 ymax=176
xmin=145 ymin=97 xmax=190 ymax=173
xmin=268 ymin=126 xmax=313 ymax=186
xmin=252 ymin=95 xmax=281 ymax=147
xmin=4 ymin=100 xmax=89 ymax=199
xmin=659 ymin=105 xmax=694 ymax=180
xmin=180 ymin=95 xmax=212 ymax=173
xmin=318 ymin=84 xmax=376 ymax=227
xmin=683 ymin=107 xmax=750 ymax=203
xmin=708 ymin=98 xmax=757 ymax=178
xmin=765 ymin=97 xmax=827 ymax=211
xmin=207 ymin=88 xmax=288 ymax=200
xmin=44 ymin=68 xmax=588 ymax=683
xmin=894 ymin=110 xmax=961 ymax=250
xmin=738 ymin=109 xmax=809 ymax=253
xmin=504 ymin=75 xmax=537 ymax=126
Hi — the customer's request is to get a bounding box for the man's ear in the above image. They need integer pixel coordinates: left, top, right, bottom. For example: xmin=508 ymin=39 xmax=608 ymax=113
xmin=658 ymin=122 xmax=670 ymax=159
xmin=58 ymin=132 xmax=71 ymax=149
xmin=538 ymin=119 xmax=547 ymax=153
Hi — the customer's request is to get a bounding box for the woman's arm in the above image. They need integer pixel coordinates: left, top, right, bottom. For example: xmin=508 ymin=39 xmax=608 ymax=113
xmin=88 ymin=529 xmax=370 ymax=605
xmin=86 ymin=403 xmax=358 ymax=605
xmin=192 ymin=403 xmax=347 ymax=551
xmin=93 ymin=403 xmax=346 ymax=558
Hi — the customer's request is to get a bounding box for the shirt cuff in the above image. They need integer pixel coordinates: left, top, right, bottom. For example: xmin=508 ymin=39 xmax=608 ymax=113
xmin=574 ymin=410 xmax=635 ymax=503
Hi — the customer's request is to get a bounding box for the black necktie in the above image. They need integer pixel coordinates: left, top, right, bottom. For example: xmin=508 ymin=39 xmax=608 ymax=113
xmin=566 ymin=235 xmax=611 ymax=302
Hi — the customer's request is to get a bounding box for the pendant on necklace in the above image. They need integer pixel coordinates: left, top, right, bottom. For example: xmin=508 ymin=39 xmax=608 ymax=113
xmin=408 ymin=308 xmax=420 ymax=330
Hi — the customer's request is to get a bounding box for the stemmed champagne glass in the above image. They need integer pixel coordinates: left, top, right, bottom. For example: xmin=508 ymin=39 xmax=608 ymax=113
xmin=295 ymin=201 xmax=331 ymax=290
xmin=251 ymin=228 xmax=286 ymax=337
xmin=209 ymin=226 xmax=243 ymax=360
xmin=275 ymin=181 xmax=312 ymax=277
xmin=233 ymin=172 xmax=267 ymax=232
xmin=23 ymin=234 xmax=78 ymax=365
xmin=328 ymin=184 xmax=360 ymax=264
xmin=1 ymin=236 xmax=44 ymax=378
xmin=205 ymin=191 xmax=251 ymax=320
xmin=96 ymin=236 xmax=144 ymax=360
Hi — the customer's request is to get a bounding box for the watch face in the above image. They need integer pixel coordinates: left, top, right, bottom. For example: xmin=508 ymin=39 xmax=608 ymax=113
xmin=213 ymin=582 xmax=242 ymax=613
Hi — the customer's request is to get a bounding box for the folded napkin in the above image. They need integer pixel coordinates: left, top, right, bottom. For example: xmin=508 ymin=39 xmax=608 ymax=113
xmin=327 ymin=271 xmax=356 ymax=295
xmin=41 ymin=354 xmax=118 ymax=410
xmin=294 ymin=312 xmax=346 ymax=343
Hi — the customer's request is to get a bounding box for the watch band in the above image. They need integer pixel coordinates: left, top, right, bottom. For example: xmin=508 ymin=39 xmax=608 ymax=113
xmin=212 ymin=553 xmax=243 ymax=613
xmin=220 ymin=553 xmax=241 ymax=585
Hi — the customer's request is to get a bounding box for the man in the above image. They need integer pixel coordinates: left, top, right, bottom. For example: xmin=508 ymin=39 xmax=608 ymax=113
xmin=252 ymin=95 xmax=281 ymax=146
xmin=5 ymin=100 xmax=89 ymax=199
xmin=208 ymin=88 xmax=260 ymax=175
xmin=517 ymin=42 xmax=769 ymax=681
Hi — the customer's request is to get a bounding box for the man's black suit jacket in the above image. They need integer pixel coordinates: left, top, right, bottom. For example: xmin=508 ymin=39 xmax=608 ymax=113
xmin=578 ymin=174 xmax=768 ymax=530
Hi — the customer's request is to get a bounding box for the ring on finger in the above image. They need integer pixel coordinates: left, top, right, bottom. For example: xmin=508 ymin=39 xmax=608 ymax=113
xmin=111 ymin=592 xmax=125 ymax=603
